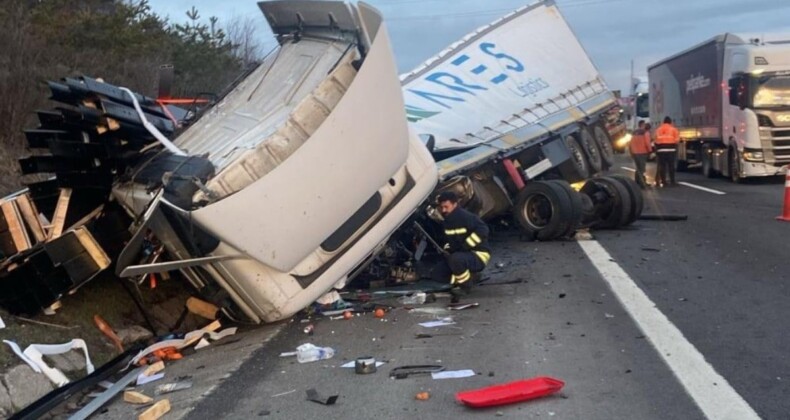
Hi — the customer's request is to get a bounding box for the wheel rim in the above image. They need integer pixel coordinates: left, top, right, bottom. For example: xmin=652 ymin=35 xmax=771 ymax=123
xmin=523 ymin=194 xmax=554 ymax=229
xmin=594 ymin=126 xmax=614 ymax=161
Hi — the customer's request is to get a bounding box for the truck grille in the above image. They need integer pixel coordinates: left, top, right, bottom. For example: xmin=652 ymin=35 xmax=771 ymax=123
xmin=758 ymin=114 xmax=773 ymax=127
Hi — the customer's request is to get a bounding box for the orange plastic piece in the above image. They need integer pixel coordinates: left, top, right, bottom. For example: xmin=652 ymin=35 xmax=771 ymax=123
xmin=93 ymin=315 xmax=124 ymax=353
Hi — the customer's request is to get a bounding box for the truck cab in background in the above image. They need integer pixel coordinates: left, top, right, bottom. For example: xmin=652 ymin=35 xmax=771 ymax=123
xmin=649 ymin=33 xmax=790 ymax=181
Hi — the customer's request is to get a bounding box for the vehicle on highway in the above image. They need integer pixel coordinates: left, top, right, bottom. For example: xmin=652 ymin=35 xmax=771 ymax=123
xmin=400 ymin=0 xmax=635 ymax=241
xmin=648 ymin=33 xmax=790 ymax=181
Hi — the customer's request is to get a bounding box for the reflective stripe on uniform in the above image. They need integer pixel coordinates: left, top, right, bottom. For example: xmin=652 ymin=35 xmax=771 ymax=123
xmin=454 ymin=270 xmax=471 ymax=284
xmin=445 ymin=228 xmax=467 ymax=235
xmin=474 ymin=251 xmax=490 ymax=264
xmin=465 ymin=232 xmax=482 ymax=247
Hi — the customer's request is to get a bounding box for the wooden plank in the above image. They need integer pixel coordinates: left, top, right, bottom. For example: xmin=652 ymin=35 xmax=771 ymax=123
xmin=142 ymin=360 xmax=165 ymax=377
xmin=138 ymin=399 xmax=170 ymax=420
xmin=186 ymin=297 xmax=219 ymax=320
xmin=15 ymin=194 xmax=47 ymax=243
xmin=73 ymin=227 xmax=111 ymax=270
xmin=48 ymin=188 xmax=72 ymax=240
xmin=1 ymin=201 xmax=31 ymax=252
xmin=123 ymin=390 xmax=153 ymax=404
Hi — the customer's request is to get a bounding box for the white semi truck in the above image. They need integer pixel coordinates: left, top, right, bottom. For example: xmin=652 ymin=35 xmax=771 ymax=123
xmin=108 ymin=1 xmax=439 ymax=323
xmin=648 ymin=33 xmax=790 ymax=181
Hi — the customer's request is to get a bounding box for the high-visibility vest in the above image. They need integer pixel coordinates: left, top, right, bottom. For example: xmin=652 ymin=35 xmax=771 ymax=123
xmin=655 ymin=123 xmax=679 ymax=145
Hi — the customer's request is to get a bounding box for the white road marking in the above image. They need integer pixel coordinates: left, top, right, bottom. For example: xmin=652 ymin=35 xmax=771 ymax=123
xmin=678 ymin=182 xmax=726 ymax=195
xmin=578 ymin=240 xmax=760 ymax=420
xmin=621 ymin=166 xmax=636 ymax=172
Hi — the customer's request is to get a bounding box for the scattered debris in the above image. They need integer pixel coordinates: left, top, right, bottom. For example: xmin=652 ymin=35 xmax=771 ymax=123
xmin=131 ymin=320 xmax=221 ymax=365
xmin=93 ymin=315 xmax=124 ymax=353
xmin=408 ymin=307 xmax=450 ymax=316
xmin=390 ymin=365 xmax=445 ymax=379
xmin=415 ymin=392 xmax=430 ymax=401
xmin=3 ymin=340 xmax=42 ymax=373
xmin=137 ymin=372 xmax=165 ymax=386
xmin=344 ymin=311 xmax=353 ymax=320
xmin=418 ymin=318 xmax=455 ymax=328
xmin=69 ymin=366 xmax=144 ymax=420
xmin=138 ymin=399 xmax=171 ymax=420
xmin=374 ymin=308 xmax=386 ymax=318
xmin=303 ymin=324 xmax=315 ymax=335
xmin=558 ymin=293 xmax=566 ymax=299
xmin=604 ymin=313 xmax=615 ymax=319
xmin=432 ymin=369 xmax=475 ymax=380
xmin=186 ymin=297 xmax=219 ymax=320
xmin=448 ymin=303 xmax=479 ymax=311
xmin=272 ymin=389 xmax=297 ymax=398
xmin=456 ymin=377 xmax=565 ymax=408
xmin=354 ymin=357 xmax=379 ymax=374
xmin=123 ymin=390 xmax=153 ymax=405
xmin=641 ymin=247 xmax=661 ymax=252
xmin=574 ymin=229 xmax=593 ymax=241
xmin=306 ymin=388 xmax=338 ymax=406
xmin=340 ymin=360 xmax=386 ymax=370
xmin=296 ymin=343 xmax=335 ymax=363
xmin=155 ymin=378 xmax=193 ymax=395
xmin=143 ymin=361 xmax=165 ymax=377
xmin=414 ymin=332 xmax=462 ymax=339
xmin=0 ymin=315 xmax=5 ymax=329
xmin=10 ymin=316 xmax=77 ymax=330
xmin=23 ymin=339 xmax=95 ymax=386
xmin=399 ymin=292 xmax=427 ymax=305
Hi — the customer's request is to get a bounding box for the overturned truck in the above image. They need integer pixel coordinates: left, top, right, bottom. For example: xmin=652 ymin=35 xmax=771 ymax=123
xmin=2 ymin=0 xmax=639 ymax=324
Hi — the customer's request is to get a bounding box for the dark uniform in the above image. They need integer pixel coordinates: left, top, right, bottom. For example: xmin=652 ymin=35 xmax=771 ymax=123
xmin=432 ymin=207 xmax=491 ymax=286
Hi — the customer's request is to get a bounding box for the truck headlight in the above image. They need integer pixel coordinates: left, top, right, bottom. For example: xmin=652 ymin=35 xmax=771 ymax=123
xmin=615 ymin=133 xmax=632 ymax=148
xmin=743 ymin=150 xmax=764 ymax=162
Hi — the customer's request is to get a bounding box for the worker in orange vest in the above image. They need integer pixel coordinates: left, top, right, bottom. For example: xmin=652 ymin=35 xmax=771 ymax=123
xmin=654 ymin=116 xmax=680 ymax=187
xmin=629 ymin=120 xmax=652 ymax=188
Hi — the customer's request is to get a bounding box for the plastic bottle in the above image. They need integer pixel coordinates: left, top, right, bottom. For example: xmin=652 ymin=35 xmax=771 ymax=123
xmin=296 ymin=343 xmax=336 ymax=363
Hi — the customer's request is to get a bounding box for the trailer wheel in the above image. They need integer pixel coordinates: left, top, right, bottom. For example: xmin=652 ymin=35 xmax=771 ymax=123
xmin=513 ymin=181 xmax=573 ymax=241
xmin=579 ymin=127 xmax=603 ymax=173
xmin=579 ymin=193 xmax=596 ymax=227
xmin=581 ymin=177 xmax=632 ymax=229
xmin=593 ymin=124 xmax=615 ymax=167
xmin=729 ymin=147 xmax=742 ymax=183
xmin=562 ymin=135 xmax=591 ymax=180
xmin=602 ymin=175 xmax=643 ymax=226
xmin=546 ymin=180 xmax=583 ymax=238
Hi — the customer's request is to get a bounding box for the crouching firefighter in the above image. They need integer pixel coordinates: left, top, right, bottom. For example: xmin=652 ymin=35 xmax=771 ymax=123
xmin=431 ymin=191 xmax=491 ymax=299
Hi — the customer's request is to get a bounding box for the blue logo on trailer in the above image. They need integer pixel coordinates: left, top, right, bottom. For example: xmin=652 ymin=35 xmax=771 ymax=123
xmin=404 ymin=42 xmax=550 ymax=120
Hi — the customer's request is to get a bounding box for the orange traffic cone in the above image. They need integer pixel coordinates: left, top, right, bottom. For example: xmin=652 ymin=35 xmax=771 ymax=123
xmin=777 ymin=171 xmax=790 ymax=222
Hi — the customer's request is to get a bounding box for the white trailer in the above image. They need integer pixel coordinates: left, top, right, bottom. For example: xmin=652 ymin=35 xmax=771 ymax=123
xmin=399 ymin=0 xmax=631 ymax=239
xmin=648 ymin=33 xmax=790 ymax=181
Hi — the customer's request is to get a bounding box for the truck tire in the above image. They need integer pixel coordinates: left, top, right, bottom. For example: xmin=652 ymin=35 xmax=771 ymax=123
xmin=513 ymin=181 xmax=573 ymax=241
xmin=729 ymin=147 xmax=742 ymax=183
xmin=582 ymin=177 xmax=632 ymax=229
xmin=602 ymin=175 xmax=643 ymax=226
xmin=579 ymin=193 xmax=597 ymax=227
xmin=546 ymin=180 xmax=583 ymax=238
xmin=561 ymin=135 xmax=591 ymax=181
xmin=593 ymin=124 xmax=615 ymax=167
xmin=578 ymin=127 xmax=603 ymax=174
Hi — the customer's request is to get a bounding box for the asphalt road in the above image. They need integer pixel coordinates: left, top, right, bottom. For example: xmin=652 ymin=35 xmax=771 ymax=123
xmin=186 ymin=156 xmax=788 ymax=420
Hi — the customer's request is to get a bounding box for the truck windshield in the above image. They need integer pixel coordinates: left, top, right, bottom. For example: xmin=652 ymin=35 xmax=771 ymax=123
xmin=635 ymin=94 xmax=649 ymax=118
xmin=753 ymin=75 xmax=790 ymax=108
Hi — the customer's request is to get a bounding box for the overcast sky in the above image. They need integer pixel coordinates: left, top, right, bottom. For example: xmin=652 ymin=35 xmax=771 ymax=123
xmin=147 ymin=0 xmax=790 ymax=94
